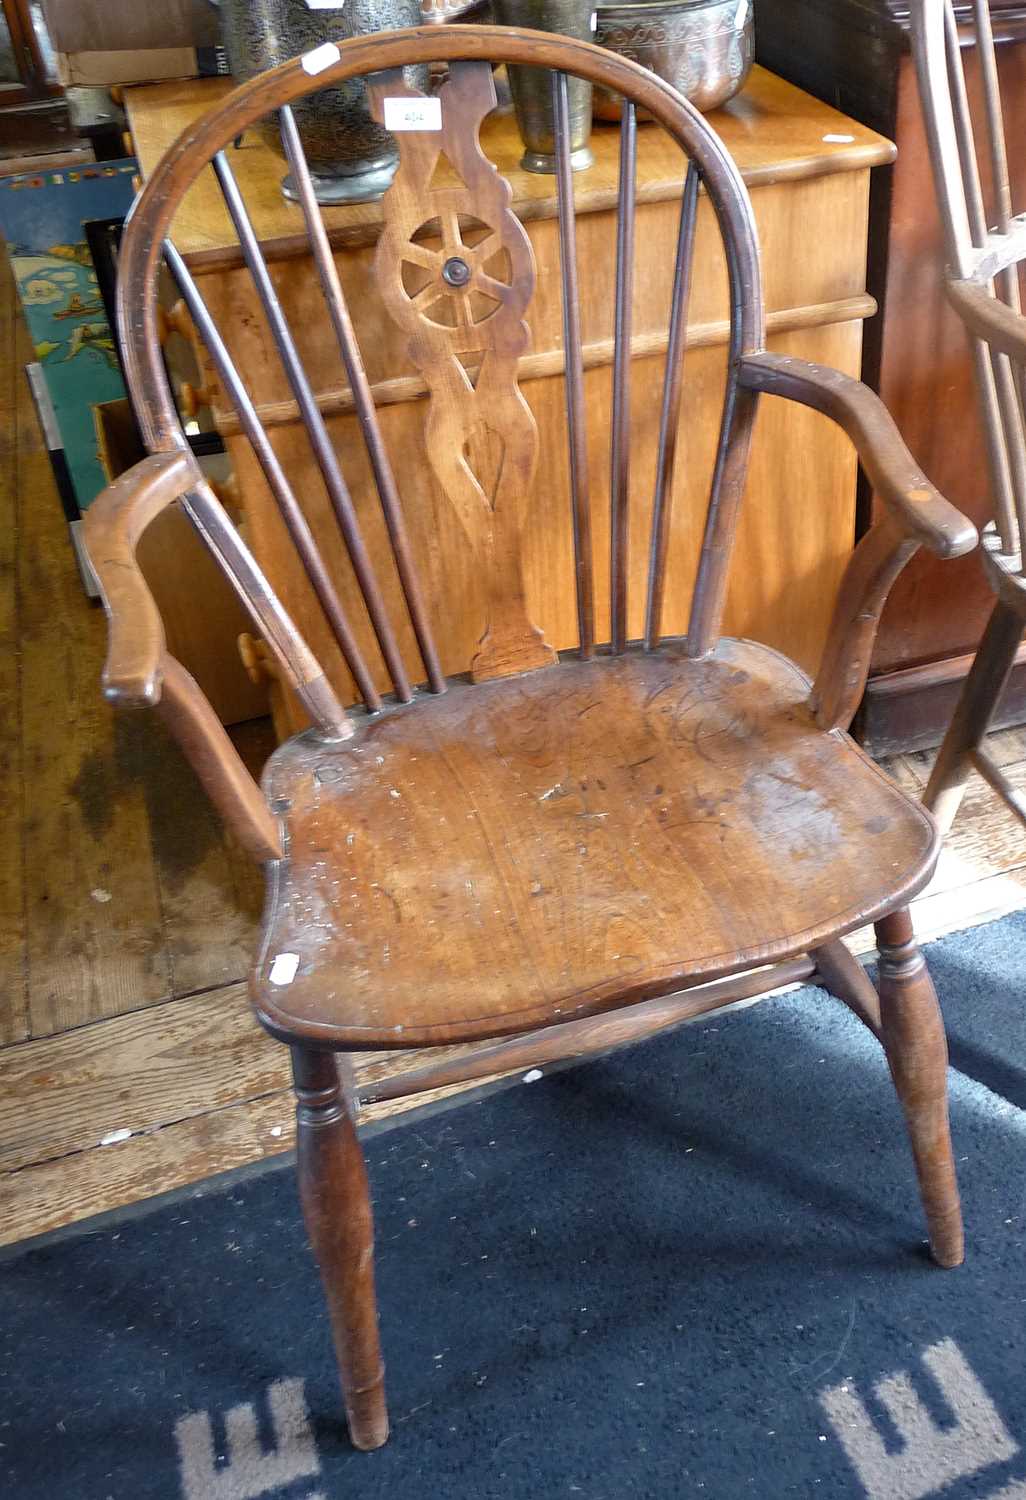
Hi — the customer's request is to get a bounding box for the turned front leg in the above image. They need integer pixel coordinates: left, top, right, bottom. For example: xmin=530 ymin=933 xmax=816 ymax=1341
xmin=874 ymin=911 xmax=964 ymax=1269
xmin=291 ymin=1046 xmax=388 ymax=1450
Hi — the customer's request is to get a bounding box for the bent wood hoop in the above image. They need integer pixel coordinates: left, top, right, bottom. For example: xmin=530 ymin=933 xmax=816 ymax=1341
xmin=115 ymin=26 xmax=766 ymax=731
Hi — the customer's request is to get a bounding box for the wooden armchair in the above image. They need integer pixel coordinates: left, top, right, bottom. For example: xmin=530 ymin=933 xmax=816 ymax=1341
xmin=910 ymin=0 xmax=1026 ymax=832
xmin=84 ymin=27 xmax=976 ymax=1451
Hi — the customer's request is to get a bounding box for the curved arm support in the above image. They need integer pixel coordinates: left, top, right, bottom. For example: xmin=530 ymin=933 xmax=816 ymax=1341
xmin=739 ymin=351 xmax=978 ymax=558
xmin=82 ymin=453 xmax=283 ymax=863
xmin=811 ymin=515 xmax=919 ymax=732
xmin=157 ymin=656 xmax=283 ymax=862
xmin=81 ymin=449 xmax=203 ymax=706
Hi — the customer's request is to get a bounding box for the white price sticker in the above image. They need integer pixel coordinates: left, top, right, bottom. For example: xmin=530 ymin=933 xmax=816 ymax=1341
xmin=590 ymin=10 xmax=597 ymax=29
xmin=305 ymin=0 xmax=345 ymax=7
xmin=301 ymin=40 xmax=341 ymax=74
xmin=383 ymin=95 xmax=443 ymax=132
xmin=269 ymin=952 xmax=300 ymax=986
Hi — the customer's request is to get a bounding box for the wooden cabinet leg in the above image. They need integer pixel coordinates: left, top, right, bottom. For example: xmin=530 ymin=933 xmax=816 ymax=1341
xmin=874 ymin=910 xmax=964 ymax=1269
xmin=291 ymin=1046 xmax=389 ymax=1450
xmin=924 ymin=597 xmax=1024 ymax=834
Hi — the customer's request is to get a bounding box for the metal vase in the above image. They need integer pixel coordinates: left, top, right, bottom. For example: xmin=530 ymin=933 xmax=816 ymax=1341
xmin=491 ymin=0 xmax=595 ymax=173
xmin=594 ymin=0 xmax=755 ymax=119
xmin=218 ymin=0 xmax=425 ymax=204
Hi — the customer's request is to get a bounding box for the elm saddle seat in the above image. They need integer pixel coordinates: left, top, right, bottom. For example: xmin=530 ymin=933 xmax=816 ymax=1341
xmin=84 ymin=25 xmax=978 ymax=1453
xmin=256 ymin=640 xmax=938 ymax=1048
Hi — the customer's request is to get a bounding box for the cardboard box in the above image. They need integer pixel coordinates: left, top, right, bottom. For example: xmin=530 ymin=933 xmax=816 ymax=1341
xmin=54 ymin=48 xmax=230 ymax=87
xmin=41 ymin=0 xmax=230 ymax=87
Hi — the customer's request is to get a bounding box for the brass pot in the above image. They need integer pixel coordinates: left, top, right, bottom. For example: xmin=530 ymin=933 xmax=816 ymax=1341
xmin=594 ymin=0 xmax=754 ymax=120
xmin=491 ymin=0 xmax=595 ymax=173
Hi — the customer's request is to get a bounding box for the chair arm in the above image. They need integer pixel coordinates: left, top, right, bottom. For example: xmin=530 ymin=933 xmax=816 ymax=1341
xmin=81 ymin=449 xmax=203 ymax=706
xmin=947 ymin=276 xmax=1026 ymax=364
xmin=82 ymin=450 xmax=283 ymax=862
xmin=158 ymin=655 xmax=282 ymax=862
xmin=738 ymin=351 xmax=978 ymax=559
xmin=810 ymin=515 xmax=920 ymax=732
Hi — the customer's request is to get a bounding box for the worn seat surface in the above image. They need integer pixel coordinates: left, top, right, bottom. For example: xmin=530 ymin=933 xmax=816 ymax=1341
xmin=254 ymin=639 xmax=939 ymax=1048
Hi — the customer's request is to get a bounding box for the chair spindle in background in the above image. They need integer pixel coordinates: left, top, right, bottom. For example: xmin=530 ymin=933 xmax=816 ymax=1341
xmin=911 ymin=0 xmax=1026 ymax=832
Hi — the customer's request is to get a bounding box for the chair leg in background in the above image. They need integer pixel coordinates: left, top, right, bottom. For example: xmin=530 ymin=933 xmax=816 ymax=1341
xmin=874 ymin=909 xmax=964 ymax=1269
xmin=813 ymin=937 xmax=882 ymax=1034
xmin=924 ymin=597 xmax=1024 ymax=834
xmin=291 ymin=1045 xmax=389 ymax=1450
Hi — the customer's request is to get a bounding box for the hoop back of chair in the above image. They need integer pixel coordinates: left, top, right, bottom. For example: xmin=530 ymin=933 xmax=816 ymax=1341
xmin=116 ymin=26 xmax=766 ymax=735
xmin=911 ymin=0 xmax=1026 ymax=567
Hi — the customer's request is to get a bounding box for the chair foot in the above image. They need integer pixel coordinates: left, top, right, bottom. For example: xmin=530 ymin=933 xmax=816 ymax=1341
xmin=291 ymin=1046 xmax=389 ymax=1450
xmin=923 ymin=596 xmax=1024 ymax=834
xmin=344 ymin=1377 xmax=390 ymax=1452
xmin=874 ymin=910 xmax=964 ymax=1269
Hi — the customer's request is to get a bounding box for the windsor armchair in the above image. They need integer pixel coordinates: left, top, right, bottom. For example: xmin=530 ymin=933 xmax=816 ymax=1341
xmin=83 ymin=27 xmax=975 ymax=1450
xmin=911 ymin=0 xmax=1026 ymax=831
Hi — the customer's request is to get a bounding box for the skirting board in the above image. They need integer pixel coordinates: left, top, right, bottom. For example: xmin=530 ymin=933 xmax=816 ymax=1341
xmin=859 ymin=646 xmax=1026 ymax=758
xmin=24 ymin=362 xmax=77 ymax=522
xmin=24 ymin=363 xmax=100 ymax=599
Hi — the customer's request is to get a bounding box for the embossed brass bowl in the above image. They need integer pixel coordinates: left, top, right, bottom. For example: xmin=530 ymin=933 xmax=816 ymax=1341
xmin=594 ymin=0 xmax=754 ymax=121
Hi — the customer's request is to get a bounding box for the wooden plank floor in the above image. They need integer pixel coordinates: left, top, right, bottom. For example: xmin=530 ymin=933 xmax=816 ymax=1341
xmin=2 ymin=243 xmax=267 ymax=1042
xmin=2 ymin=239 xmax=1025 ymax=1248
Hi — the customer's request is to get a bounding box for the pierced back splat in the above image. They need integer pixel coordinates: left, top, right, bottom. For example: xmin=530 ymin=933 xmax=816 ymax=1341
xmin=368 ymin=61 xmax=557 ymax=682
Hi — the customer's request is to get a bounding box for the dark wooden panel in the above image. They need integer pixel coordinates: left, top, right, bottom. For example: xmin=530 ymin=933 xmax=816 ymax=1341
xmin=860 ymin=650 xmax=1026 ymax=757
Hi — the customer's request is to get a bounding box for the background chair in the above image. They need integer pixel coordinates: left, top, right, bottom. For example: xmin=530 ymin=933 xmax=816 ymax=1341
xmin=84 ymin=27 xmax=975 ymax=1450
xmin=911 ymin=0 xmax=1026 ymax=832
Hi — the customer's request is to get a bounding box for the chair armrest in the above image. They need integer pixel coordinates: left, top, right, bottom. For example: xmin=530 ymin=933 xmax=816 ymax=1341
xmin=159 ymin=654 xmax=283 ymax=862
xmin=811 ymin=515 xmax=920 ymax=732
xmin=82 ymin=449 xmax=283 ymax=862
xmin=81 ymin=450 xmax=203 ymax=706
xmin=739 ymin=351 xmax=977 ymax=559
xmin=947 ymin=276 xmax=1026 ymax=364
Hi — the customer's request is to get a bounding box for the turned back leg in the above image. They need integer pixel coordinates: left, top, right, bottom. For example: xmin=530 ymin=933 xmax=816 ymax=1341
xmin=874 ymin=911 xmax=964 ymax=1268
xmin=291 ymin=1046 xmax=389 ymax=1450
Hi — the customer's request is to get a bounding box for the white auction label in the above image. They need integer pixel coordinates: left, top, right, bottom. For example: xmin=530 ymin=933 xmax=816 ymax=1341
xmin=301 ymin=40 xmax=341 ymax=74
xmin=305 ymin=0 xmax=345 ymax=7
xmin=269 ymin=952 xmax=300 ymax=986
xmin=383 ymin=95 xmax=443 ymax=131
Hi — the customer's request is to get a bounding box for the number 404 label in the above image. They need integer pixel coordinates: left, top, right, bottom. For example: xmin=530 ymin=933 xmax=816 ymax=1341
xmin=383 ymin=96 xmax=443 ymax=131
